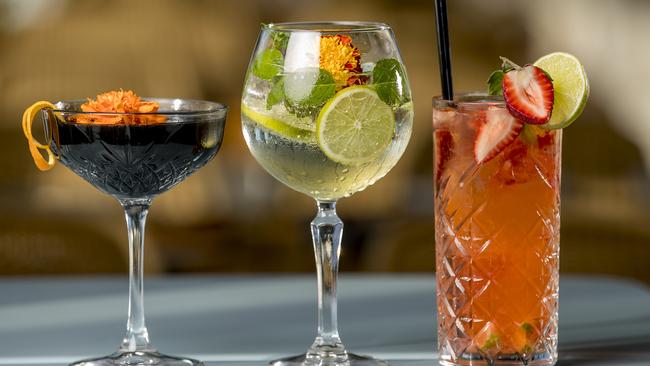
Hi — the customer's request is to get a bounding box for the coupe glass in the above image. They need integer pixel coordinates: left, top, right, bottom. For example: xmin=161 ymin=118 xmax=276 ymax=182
xmin=241 ymin=22 xmax=413 ymax=366
xmin=42 ymin=99 xmax=227 ymax=366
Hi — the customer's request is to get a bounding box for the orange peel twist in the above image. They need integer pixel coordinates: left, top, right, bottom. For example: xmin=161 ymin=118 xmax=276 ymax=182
xmin=22 ymin=101 xmax=57 ymax=171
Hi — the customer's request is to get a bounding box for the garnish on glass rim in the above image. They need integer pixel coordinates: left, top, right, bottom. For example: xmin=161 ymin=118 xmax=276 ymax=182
xmin=269 ymin=34 xmax=368 ymax=117
xmin=488 ymin=57 xmax=554 ymax=125
xmin=76 ymin=89 xmax=165 ymax=125
xmin=22 ymin=101 xmax=57 ymax=171
xmin=475 ymin=52 xmax=589 ymax=164
xmin=22 ymin=90 xmax=164 ymax=170
xmin=487 ymin=52 xmax=588 ymax=130
xmin=319 ymin=35 xmax=366 ymax=88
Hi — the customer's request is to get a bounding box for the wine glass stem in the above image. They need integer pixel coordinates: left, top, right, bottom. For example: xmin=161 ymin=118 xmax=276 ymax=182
xmin=120 ymin=198 xmax=153 ymax=352
xmin=311 ymin=200 xmax=344 ymax=350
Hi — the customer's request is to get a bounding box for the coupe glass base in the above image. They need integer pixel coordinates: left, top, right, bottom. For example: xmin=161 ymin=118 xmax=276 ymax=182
xmin=270 ymin=352 xmax=389 ymax=366
xmin=70 ymin=351 xmax=203 ymax=366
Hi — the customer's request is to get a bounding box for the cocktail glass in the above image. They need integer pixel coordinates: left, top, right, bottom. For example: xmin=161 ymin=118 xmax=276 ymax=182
xmin=241 ymin=22 xmax=413 ymax=366
xmin=433 ymin=94 xmax=561 ymax=366
xmin=42 ymin=99 xmax=227 ymax=366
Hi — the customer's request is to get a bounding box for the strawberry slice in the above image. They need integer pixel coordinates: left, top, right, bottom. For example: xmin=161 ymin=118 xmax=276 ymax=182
xmin=435 ymin=129 xmax=454 ymax=184
xmin=474 ymin=107 xmax=524 ymax=163
xmin=502 ymin=65 xmax=554 ymax=125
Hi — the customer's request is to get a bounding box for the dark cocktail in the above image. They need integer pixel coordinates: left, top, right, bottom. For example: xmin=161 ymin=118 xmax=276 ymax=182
xmin=23 ymin=91 xmax=227 ymax=366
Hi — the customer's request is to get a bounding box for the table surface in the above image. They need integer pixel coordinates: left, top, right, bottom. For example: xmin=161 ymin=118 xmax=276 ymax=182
xmin=1 ymin=274 xmax=649 ymax=366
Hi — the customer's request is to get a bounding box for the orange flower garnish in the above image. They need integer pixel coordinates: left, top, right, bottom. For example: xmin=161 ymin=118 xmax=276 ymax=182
xmin=76 ymin=89 xmax=165 ymax=125
xmin=320 ymin=35 xmax=367 ymax=89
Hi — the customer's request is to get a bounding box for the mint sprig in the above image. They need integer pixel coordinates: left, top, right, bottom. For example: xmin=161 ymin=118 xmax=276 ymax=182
xmin=372 ymin=58 xmax=408 ymax=107
xmin=252 ymin=29 xmax=289 ymax=81
xmin=253 ymin=49 xmax=283 ymax=80
xmin=271 ymin=31 xmax=289 ymax=51
xmin=487 ymin=69 xmax=506 ymax=96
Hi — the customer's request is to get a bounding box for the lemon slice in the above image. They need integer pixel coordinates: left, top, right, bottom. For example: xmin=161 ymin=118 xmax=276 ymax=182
xmin=22 ymin=101 xmax=57 ymax=171
xmin=534 ymin=52 xmax=589 ymax=129
xmin=241 ymin=102 xmax=314 ymax=141
xmin=316 ymin=86 xmax=395 ymax=165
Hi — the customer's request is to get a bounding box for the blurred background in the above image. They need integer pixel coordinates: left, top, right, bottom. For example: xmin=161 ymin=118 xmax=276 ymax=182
xmin=0 ymin=0 xmax=648 ymax=284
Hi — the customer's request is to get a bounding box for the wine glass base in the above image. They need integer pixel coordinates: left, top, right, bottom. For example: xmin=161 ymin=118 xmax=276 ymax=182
xmin=270 ymin=353 xmax=389 ymax=366
xmin=69 ymin=351 xmax=203 ymax=366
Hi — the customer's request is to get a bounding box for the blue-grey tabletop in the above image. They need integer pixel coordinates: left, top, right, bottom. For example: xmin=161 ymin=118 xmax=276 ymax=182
xmin=0 ymin=275 xmax=649 ymax=366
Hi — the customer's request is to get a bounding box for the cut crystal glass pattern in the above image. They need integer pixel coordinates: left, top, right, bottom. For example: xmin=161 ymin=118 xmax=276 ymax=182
xmin=52 ymin=122 xmax=222 ymax=199
xmin=435 ymin=127 xmax=561 ymax=366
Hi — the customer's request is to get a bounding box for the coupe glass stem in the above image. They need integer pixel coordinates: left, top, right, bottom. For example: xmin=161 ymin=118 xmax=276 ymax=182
xmin=308 ymin=200 xmax=347 ymax=360
xmin=119 ymin=198 xmax=154 ymax=353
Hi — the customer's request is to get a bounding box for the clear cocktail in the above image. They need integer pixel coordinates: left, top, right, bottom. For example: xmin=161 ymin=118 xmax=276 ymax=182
xmin=242 ymin=22 xmax=413 ymax=366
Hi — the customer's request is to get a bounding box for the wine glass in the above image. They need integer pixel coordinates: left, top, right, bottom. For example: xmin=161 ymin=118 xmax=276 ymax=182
xmin=241 ymin=22 xmax=413 ymax=366
xmin=41 ymin=98 xmax=227 ymax=366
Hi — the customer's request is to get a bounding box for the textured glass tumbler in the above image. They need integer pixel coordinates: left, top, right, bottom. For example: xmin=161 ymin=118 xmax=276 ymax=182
xmin=433 ymin=94 xmax=561 ymax=366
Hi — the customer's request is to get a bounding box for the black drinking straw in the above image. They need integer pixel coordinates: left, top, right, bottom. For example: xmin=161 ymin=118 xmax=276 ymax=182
xmin=434 ymin=0 xmax=454 ymax=100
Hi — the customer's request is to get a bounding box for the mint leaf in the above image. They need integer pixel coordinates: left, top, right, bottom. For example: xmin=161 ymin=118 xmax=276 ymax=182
xmin=521 ymin=322 xmax=534 ymax=334
xmin=481 ymin=334 xmax=500 ymax=350
xmin=307 ymin=69 xmax=336 ymax=106
xmin=284 ymin=69 xmax=336 ymax=117
xmin=487 ymin=58 xmax=519 ymax=96
xmin=487 ymin=69 xmax=504 ymax=96
xmin=271 ymin=31 xmax=289 ymax=51
xmin=266 ymin=76 xmax=285 ymax=110
xmin=253 ymin=49 xmax=283 ymax=80
xmin=372 ymin=58 xmax=408 ymax=107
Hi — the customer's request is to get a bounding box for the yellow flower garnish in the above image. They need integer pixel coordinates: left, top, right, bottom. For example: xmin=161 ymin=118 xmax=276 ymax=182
xmin=77 ymin=89 xmax=164 ymax=125
xmin=320 ymin=35 xmax=366 ymax=89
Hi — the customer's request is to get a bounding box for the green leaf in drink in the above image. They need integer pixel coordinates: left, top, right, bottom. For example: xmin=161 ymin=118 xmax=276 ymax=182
xmin=266 ymin=76 xmax=285 ymax=110
xmin=521 ymin=322 xmax=534 ymax=334
xmin=271 ymin=31 xmax=289 ymax=51
xmin=284 ymin=69 xmax=336 ymax=118
xmin=253 ymin=48 xmax=283 ymax=80
xmin=372 ymin=58 xmax=408 ymax=107
xmin=480 ymin=333 xmax=500 ymax=351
